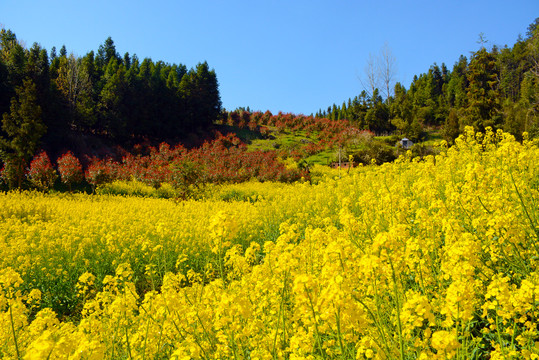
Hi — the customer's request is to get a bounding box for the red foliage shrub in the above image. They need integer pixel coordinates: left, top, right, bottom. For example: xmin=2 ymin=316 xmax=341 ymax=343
xmin=85 ymin=157 xmax=118 ymax=188
xmin=57 ymin=151 xmax=84 ymax=190
xmin=83 ymin=131 xmax=308 ymax=190
xmin=28 ymin=151 xmax=57 ymax=191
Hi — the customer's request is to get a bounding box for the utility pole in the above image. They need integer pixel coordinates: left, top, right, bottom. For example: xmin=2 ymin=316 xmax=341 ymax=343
xmin=338 ymin=146 xmax=342 ymax=179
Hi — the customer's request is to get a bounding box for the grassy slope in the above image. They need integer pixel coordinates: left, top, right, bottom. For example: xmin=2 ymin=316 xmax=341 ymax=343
xmin=216 ymin=123 xmax=444 ymax=166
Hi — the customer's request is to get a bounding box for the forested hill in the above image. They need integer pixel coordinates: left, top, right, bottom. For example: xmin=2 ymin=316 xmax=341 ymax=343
xmin=317 ymin=18 xmax=539 ymax=142
xmin=1 ymin=19 xmax=538 ymax=180
xmin=0 ymin=30 xmax=221 ymax=150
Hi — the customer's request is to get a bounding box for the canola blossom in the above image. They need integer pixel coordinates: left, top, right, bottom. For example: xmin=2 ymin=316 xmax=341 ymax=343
xmin=0 ymin=127 xmax=538 ymax=359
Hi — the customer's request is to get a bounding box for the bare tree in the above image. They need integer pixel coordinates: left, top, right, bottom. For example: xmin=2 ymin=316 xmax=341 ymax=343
xmin=359 ymin=43 xmax=397 ymax=102
xmin=363 ymin=53 xmax=380 ymax=98
xmin=477 ymin=32 xmax=488 ymax=49
xmin=378 ymin=42 xmax=397 ymax=102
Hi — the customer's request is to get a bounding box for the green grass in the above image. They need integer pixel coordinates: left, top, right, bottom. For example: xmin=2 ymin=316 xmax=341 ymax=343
xmin=213 ymin=124 xmax=264 ymax=144
xmin=305 ymin=150 xmax=335 ymax=165
xmin=247 ymin=128 xmax=316 ymax=152
xmin=219 ymin=123 xmax=444 ymax=167
xmin=421 ymin=130 xmax=444 ymax=146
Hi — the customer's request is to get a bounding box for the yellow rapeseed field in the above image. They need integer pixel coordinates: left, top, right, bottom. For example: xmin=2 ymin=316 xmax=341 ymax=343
xmin=1 ymin=127 xmax=538 ymax=359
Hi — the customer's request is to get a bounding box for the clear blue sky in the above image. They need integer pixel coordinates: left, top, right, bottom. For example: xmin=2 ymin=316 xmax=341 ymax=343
xmin=1 ymin=0 xmax=537 ymax=115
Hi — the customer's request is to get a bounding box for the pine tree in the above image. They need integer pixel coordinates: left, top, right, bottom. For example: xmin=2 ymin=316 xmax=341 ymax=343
xmin=0 ymin=79 xmax=46 ymax=188
xmin=97 ymin=37 xmax=119 ymax=70
xmin=443 ymin=108 xmax=461 ymax=143
xmin=98 ymin=60 xmax=128 ymax=137
xmin=0 ymin=29 xmax=26 ymax=87
xmin=465 ymin=48 xmax=501 ymax=130
xmin=447 ymin=56 xmax=468 ymax=109
xmin=178 ymin=62 xmax=221 ymax=130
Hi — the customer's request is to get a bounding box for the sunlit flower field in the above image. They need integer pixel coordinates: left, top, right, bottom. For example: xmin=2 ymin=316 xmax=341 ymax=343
xmin=1 ymin=128 xmax=538 ymax=359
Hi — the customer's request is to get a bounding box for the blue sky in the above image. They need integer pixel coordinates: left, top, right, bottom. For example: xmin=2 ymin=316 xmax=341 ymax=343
xmin=1 ymin=0 xmax=537 ymax=115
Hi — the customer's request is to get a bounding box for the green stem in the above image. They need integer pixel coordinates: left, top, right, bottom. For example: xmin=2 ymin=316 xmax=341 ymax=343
xmin=272 ymin=273 xmax=288 ymax=359
xmin=335 ymin=306 xmax=346 ymax=359
xmin=389 ymin=260 xmax=405 ymax=360
xmin=510 ymin=171 xmax=539 ymax=240
xmin=218 ymin=239 xmax=226 ymax=286
xmin=9 ymin=301 xmax=21 ymax=360
xmin=352 ymin=294 xmax=392 ymax=357
xmin=495 ymin=311 xmax=507 ymax=358
xmin=125 ymin=318 xmax=133 ymax=360
xmin=305 ymin=284 xmax=326 ymax=359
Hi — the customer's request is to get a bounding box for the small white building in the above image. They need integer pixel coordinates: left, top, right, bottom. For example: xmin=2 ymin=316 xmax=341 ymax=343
xmin=399 ymin=138 xmax=413 ymax=149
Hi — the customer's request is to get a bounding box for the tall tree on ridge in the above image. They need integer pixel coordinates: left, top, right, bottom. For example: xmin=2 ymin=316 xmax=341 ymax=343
xmin=0 ymin=79 xmax=46 ymax=188
xmin=179 ymin=61 xmax=221 ymax=131
xmin=96 ymin=37 xmax=119 ymax=70
xmin=465 ymin=47 xmax=501 ymax=130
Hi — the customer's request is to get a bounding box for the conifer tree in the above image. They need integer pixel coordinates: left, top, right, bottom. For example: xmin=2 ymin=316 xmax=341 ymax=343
xmin=465 ymin=48 xmax=500 ymax=130
xmin=443 ymin=108 xmax=461 ymax=143
xmin=0 ymin=79 xmax=46 ymax=188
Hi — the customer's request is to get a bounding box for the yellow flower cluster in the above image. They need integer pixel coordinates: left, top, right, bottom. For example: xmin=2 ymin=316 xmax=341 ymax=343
xmin=0 ymin=127 xmax=538 ymax=359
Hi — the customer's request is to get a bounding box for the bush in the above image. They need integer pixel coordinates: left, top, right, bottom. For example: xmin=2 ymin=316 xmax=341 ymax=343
xmin=97 ymin=179 xmax=157 ymax=197
xmin=353 ymin=141 xmax=397 ymax=165
xmin=155 ymin=183 xmax=177 ymax=199
xmin=27 ymin=151 xmax=57 ymax=191
xmin=170 ymin=158 xmax=207 ymax=197
xmin=219 ymin=189 xmax=258 ymax=203
xmin=97 ymin=179 xmax=178 ymax=199
xmin=57 ymin=152 xmax=83 ymax=191
xmin=85 ymin=157 xmax=118 ymax=189
xmin=379 ymin=134 xmax=401 ymax=146
xmin=0 ymin=157 xmax=25 ymax=189
xmin=410 ymin=143 xmax=438 ymax=158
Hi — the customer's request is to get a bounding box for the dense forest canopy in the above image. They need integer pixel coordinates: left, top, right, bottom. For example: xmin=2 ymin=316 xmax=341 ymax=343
xmin=317 ymin=18 xmax=539 ymax=142
xmin=0 ymin=30 xmax=221 ymax=148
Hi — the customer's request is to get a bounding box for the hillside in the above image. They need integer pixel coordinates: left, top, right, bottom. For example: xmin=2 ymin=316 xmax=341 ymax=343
xmin=1 ymin=18 xmax=538 ymax=192
xmin=319 ymin=18 xmax=539 ymax=143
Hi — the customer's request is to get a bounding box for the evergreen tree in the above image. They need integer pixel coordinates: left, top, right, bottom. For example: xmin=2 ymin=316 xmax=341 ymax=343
xmin=0 ymin=29 xmax=26 ymax=87
xmin=98 ymin=60 xmax=128 ymax=137
xmin=123 ymin=52 xmax=131 ymax=69
xmin=446 ymin=56 xmax=468 ymax=109
xmin=96 ymin=37 xmax=119 ymax=69
xmin=465 ymin=48 xmax=501 ymax=130
xmin=178 ymin=62 xmax=221 ymax=130
xmin=50 ymin=46 xmax=57 ymax=60
xmin=390 ymin=82 xmax=412 ymax=134
xmin=365 ymin=89 xmax=391 ymax=133
xmin=194 ymin=61 xmax=221 ymax=127
xmin=0 ymin=53 xmax=10 ymax=117
xmin=0 ymin=79 xmax=46 ymax=188
xmin=442 ymin=108 xmax=461 ymax=143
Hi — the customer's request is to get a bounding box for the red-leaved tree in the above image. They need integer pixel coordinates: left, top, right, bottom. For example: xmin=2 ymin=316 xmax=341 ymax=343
xmin=57 ymin=151 xmax=83 ymax=191
xmin=27 ymin=150 xmax=58 ymax=191
xmin=85 ymin=157 xmax=118 ymax=190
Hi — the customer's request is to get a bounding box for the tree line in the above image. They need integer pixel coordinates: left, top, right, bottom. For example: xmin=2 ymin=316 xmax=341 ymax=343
xmin=1 ymin=20 xmax=538 ymax=189
xmin=0 ymin=29 xmax=221 ymax=186
xmin=316 ymin=19 xmax=539 ymax=142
